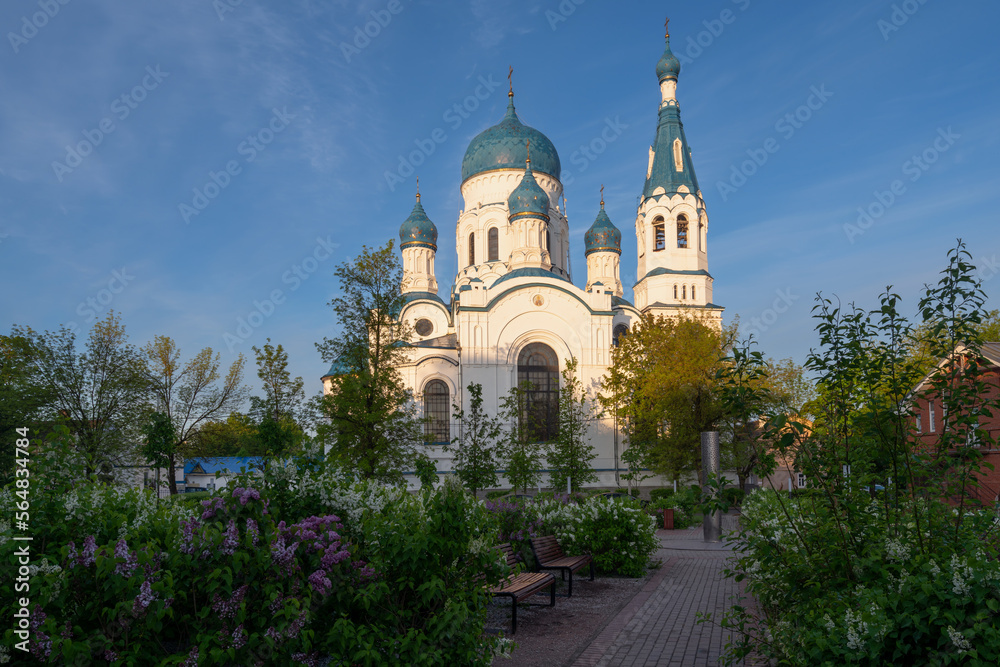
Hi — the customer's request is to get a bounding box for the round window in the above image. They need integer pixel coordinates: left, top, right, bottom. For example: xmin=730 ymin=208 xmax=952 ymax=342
xmin=415 ymin=318 xmax=434 ymax=336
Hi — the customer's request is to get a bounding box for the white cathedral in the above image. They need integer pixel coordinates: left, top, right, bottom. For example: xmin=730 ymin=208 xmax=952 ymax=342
xmin=324 ymin=27 xmax=723 ymax=489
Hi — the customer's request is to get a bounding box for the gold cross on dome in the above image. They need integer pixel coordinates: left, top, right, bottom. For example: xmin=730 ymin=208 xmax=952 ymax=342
xmin=665 ymin=17 xmax=670 ymax=37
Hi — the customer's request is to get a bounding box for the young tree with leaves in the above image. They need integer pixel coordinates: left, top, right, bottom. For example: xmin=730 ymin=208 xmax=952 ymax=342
xmin=549 ymin=358 xmax=599 ymax=492
xmin=249 ymin=339 xmax=307 ymax=457
xmin=315 ymin=241 xmax=422 ymax=482
xmin=144 ymin=335 xmax=248 ymax=494
xmin=10 ymin=312 xmax=149 ymax=477
xmin=0 ymin=334 xmax=57 ymax=485
xmin=499 ymin=381 xmax=548 ymax=493
xmin=445 ymin=382 xmax=503 ymax=496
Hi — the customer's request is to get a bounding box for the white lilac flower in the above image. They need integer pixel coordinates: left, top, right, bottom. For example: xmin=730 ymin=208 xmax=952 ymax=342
xmin=947 ymin=625 xmax=972 ymax=652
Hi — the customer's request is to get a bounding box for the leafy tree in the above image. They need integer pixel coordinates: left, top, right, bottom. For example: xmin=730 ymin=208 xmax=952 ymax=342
xmin=445 ymin=382 xmax=503 ymax=496
xmin=140 ymin=410 xmax=176 ymax=497
xmin=601 ymin=313 xmax=735 ymax=485
xmin=549 ymin=358 xmax=599 ymax=492
xmin=499 ymin=381 xmax=547 ymax=493
xmin=187 ymin=411 xmax=258 ymax=458
xmin=249 ymin=338 xmax=306 ymax=422
xmin=10 ymin=312 xmax=149 ymax=477
xmin=0 ymin=334 xmax=57 ymax=485
xmin=143 ymin=335 xmax=248 ymax=494
xmin=315 ymin=241 xmax=422 ymax=482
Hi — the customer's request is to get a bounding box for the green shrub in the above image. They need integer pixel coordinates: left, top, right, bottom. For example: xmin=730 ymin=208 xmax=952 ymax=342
xmin=646 ymin=497 xmax=694 ymax=529
xmin=484 ymin=489 xmax=510 ymax=500
xmin=719 ymin=487 xmax=745 ymax=508
xmin=648 ymin=488 xmax=675 ymax=503
xmin=534 ymin=495 xmax=658 ymax=577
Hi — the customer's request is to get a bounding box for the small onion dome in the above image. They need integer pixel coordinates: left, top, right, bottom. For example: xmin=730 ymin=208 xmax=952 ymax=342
xmin=398 ymin=193 xmax=437 ymax=250
xmin=584 ymin=201 xmax=621 ymax=256
xmin=461 ymin=94 xmax=561 ymax=183
xmin=656 ymin=34 xmax=680 ymax=83
xmin=507 ymin=159 xmax=550 ymax=221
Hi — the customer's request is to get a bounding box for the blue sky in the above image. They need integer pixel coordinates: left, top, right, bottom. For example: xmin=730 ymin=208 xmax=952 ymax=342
xmin=2 ymin=0 xmax=998 ymax=402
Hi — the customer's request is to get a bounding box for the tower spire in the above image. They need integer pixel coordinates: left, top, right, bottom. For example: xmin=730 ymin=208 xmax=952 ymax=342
xmin=416 ymin=176 xmax=420 ymax=202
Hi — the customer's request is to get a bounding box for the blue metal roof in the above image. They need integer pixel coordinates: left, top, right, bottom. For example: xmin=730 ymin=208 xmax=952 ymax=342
xmin=507 ymin=162 xmax=550 ymax=220
xmin=399 ymin=195 xmax=437 ymax=250
xmin=184 ymin=457 xmax=265 ymax=475
xmin=462 ymin=94 xmax=560 ymax=183
xmin=656 ymin=34 xmax=680 ymax=83
xmin=584 ymin=204 xmax=622 ymax=256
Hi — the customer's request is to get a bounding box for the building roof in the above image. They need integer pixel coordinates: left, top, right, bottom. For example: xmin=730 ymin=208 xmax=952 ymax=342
xmin=399 ymin=193 xmax=437 ymax=250
xmin=910 ymin=342 xmax=1000 ymax=396
xmin=584 ymin=201 xmax=622 ymax=256
xmin=656 ymin=32 xmax=680 ymax=83
xmin=184 ymin=457 xmax=265 ymax=475
xmin=507 ymin=159 xmax=550 ymax=221
xmin=462 ymin=93 xmax=560 ymax=183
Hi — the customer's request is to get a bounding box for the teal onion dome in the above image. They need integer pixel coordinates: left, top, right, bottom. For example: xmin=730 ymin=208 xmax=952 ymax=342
xmin=507 ymin=159 xmax=550 ymax=221
xmin=461 ymin=93 xmax=561 ymax=183
xmin=656 ymin=34 xmax=680 ymax=83
xmin=398 ymin=193 xmax=437 ymax=250
xmin=584 ymin=200 xmax=621 ymax=256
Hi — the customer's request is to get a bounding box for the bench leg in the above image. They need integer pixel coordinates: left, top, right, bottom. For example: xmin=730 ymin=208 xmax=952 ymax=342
xmin=511 ymin=596 xmax=517 ymax=635
xmin=549 ymin=580 xmax=556 ymax=607
xmin=568 ymin=570 xmax=573 ymax=597
xmin=589 ymin=561 xmax=595 ymax=581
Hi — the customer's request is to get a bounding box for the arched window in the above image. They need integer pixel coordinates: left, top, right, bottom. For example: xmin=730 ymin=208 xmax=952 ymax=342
xmin=423 ymin=380 xmax=450 ymax=444
xmin=677 ymin=214 xmax=688 ymax=248
xmin=468 ymin=233 xmax=475 ymax=266
xmin=682 ymin=285 xmax=687 ymax=300
xmin=653 ymin=216 xmax=665 ymax=251
xmin=517 ymin=343 xmax=559 ymax=441
xmin=673 ymin=285 xmax=678 ymax=299
xmin=691 ymin=285 xmax=696 ymax=301
xmin=545 ymin=230 xmax=551 ymax=252
xmin=673 ymin=138 xmax=683 ymax=172
xmin=487 ymin=227 xmax=499 ymax=262
xmin=613 ymin=324 xmax=629 ymax=346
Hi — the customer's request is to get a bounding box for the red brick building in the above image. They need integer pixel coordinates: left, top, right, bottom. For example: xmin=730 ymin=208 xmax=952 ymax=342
xmin=910 ymin=342 xmax=1000 ymax=503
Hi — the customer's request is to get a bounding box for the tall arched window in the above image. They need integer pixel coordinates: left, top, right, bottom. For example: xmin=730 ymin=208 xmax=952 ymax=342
xmin=517 ymin=343 xmax=559 ymax=441
xmin=691 ymin=285 xmax=696 ymax=300
xmin=682 ymin=285 xmax=687 ymax=300
xmin=613 ymin=324 xmax=629 ymax=346
xmin=673 ymin=285 xmax=678 ymax=299
xmin=468 ymin=233 xmax=475 ymax=266
xmin=545 ymin=230 xmax=551 ymax=252
xmin=423 ymin=380 xmax=450 ymax=444
xmin=677 ymin=214 xmax=688 ymax=248
xmin=487 ymin=227 xmax=499 ymax=262
xmin=653 ymin=217 xmax=665 ymax=251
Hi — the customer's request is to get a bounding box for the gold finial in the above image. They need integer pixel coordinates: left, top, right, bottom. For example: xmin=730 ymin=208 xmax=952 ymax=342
xmin=664 ymin=17 xmax=670 ymax=38
xmin=526 ymin=139 xmax=531 ymax=165
xmin=416 ymin=176 xmax=420 ymax=201
xmin=508 ymin=65 xmax=513 ymax=97
xmin=600 ymin=184 xmax=605 ymax=209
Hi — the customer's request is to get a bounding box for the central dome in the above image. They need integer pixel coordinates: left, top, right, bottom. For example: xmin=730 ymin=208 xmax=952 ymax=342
xmin=461 ymin=94 xmax=561 ymax=183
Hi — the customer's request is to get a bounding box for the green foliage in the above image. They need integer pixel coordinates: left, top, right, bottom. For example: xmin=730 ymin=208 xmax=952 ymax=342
xmin=140 ymin=410 xmax=176 ymax=471
xmin=534 ymin=495 xmax=659 ymax=577
xmin=413 ymin=453 xmax=438 ymax=489
xmin=549 ymin=358 xmax=599 ymax=492
xmin=316 ymin=241 xmax=423 ymax=483
xmin=0 ymin=334 xmax=57 ymax=487
xmin=446 ymin=382 xmax=503 ymax=496
xmin=646 ymin=497 xmax=696 ymax=529
xmin=10 ymin=312 xmax=149 ymax=476
xmin=710 ymin=242 xmax=1000 ymax=665
xmin=500 ymin=382 xmax=547 ymax=493
xmin=648 ymin=487 xmax=675 ymax=503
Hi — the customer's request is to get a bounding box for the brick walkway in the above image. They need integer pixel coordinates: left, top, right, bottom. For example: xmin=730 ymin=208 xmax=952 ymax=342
xmin=571 ymin=519 xmax=744 ymax=667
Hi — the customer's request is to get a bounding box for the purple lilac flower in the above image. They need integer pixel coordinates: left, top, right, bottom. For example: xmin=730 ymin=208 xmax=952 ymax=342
xmin=66 ymin=541 xmax=78 ymax=568
xmin=292 ymin=651 xmax=321 ymax=667
xmin=270 ymin=535 xmax=298 ymax=575
xmin=179 ymin=518 xmax=200 ymax=555
xmin=80 ymin=535 xmax=97 ymax=567
xmin=308 ymin=569 xmax=331 ymax=596
xmin=200 ymin=497 xmax=226 ymax=521
xmin=113 ymin=539 xmax=138 ymax=577
xmin=181 ymin=647 xmax=199 ymax=667
xmin=28 ymin=605 xmax=51 ymax=660
xmin=221 ymin=519 xmax=239 ymax=555
xmin=232 ymin=624 xmax=247 ymax=650
xmin=132 ymin=579 xmax=157 ymax=615
xmin=232 ymin=486 xmax=261 ymax=506
xmin=246 ymin=518 xmax=259 ymax=547
xmin=103 ymin=649 xmax=119 ymax=661
xmin=211 ymin=584 xmax=248 ymax=619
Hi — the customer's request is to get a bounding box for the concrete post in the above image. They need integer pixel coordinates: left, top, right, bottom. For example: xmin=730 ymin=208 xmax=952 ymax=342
xmin=701 ymin=431 xmax=722 ymax=543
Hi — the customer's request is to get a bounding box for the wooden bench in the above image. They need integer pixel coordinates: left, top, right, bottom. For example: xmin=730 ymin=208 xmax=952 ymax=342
xmin=488 ymin=543 xmax=556 ymax=635
xmin=530 ymin=535 xmax=594 ymax=597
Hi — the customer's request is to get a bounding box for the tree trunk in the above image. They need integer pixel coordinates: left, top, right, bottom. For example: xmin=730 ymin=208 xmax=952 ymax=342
xmin=168 ymin=451 xmax=178 ymax=495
